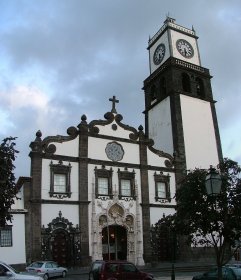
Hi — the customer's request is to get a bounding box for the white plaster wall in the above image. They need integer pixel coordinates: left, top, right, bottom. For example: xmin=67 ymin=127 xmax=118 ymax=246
xmin=150 ymin=30 xmax=170 ymax=73
xmin=148 ymin=170 xmax=176 ymax=205
xmin=147 ymin=147 xmax=171 ymax=167
xmin=148 ymin=97 xmax=173 ymax=155
xmin=0 ymin=214 xmax=26 ymax=265
xmin=54 ymin=137 xmax=79 ymax=157
xmin=41 ymin=159 xmax=79 ymax=201
xmin=180 ymin=95 xmax=219 ymax=169
xmin=88 ymin=137 xmax=140 ymax=164
xmin=42 ymin=204 xmax=79 ymax=226
xmin=170 ymin=30 xmax=200 ymax=66
xmin=150 ymin=207 xmax=176 ymax=225
xmin=96 ymin=120 xmax=136 ymax=139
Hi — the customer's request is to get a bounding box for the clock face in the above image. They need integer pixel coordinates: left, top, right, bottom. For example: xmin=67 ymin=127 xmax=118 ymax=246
xmin=153 ymin=43 xmax=165 ymax=65
xmin=105 ymin=142 xmax=124 ymax=162
xmin=176 ymin=39 xmax=194 ymax=58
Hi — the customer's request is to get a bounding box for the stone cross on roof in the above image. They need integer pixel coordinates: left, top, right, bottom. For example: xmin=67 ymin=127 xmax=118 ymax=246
xmin=109 ymin=95 xmax=119 ymax=114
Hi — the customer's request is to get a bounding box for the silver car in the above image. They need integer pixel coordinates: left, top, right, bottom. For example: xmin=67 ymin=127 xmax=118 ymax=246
xmin=0 ymin=261 xmax=43 ymax=280
xmin=26 ymin=261 xmax=67 ymax=280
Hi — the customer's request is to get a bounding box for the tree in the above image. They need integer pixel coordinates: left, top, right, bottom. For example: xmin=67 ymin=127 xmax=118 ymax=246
xmin=175 ymin=158 xmax=241 ymax=279
xmin=150 ymin=214 xmax=177 ymax=262
xmin=0 ymin=137 xmax=19 ymax=227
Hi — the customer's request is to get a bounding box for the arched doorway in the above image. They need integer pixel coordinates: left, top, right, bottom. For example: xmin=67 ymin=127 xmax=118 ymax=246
xmin=41 ymin=211 xmax=81 ymax=267
xmin=102 ymin=225 xmax=127 ymax=260
xmin=51 ymin=230 xmax=69 ymax=266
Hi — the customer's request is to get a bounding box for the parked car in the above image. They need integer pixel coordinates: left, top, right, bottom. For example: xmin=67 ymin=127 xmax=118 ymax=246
xmin=88 ymin=260 xmax=154 ymax=280
xmin=192 ymin=266 xmax=240 ymax=280
xmin=0 ymin=261 xmax=43 ymax=280
xmin=26 ymin=261 xmax=67 ymax=280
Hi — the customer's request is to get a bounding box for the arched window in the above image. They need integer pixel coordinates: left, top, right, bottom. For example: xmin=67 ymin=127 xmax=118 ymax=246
xmin=196 ymin=77 xmax=205 ymax=98
xmin=160 ymin=77 xmax=167 ymax=98
xmin=182 ymin=73 xmax=191 ymax=93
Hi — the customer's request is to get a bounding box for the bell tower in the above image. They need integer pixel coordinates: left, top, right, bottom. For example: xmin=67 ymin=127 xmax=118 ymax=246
xmin=143 ymin=17 xmax=222 ymax=175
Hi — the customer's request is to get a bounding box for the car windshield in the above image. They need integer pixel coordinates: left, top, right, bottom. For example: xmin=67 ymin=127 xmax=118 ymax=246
xmin=4 ymin=263 xmax=19 ymax=274
xmin=231 ymin=268 xmax=241 ymax=276
xmin=30 ymin=262 xmax=44 ymax=268
xmin=91 ymin=262 xmax=102 ymax=272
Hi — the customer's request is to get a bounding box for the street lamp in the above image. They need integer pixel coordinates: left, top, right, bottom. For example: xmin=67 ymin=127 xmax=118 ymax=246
xmin=205 ymin=166 xmax=222 ymax=196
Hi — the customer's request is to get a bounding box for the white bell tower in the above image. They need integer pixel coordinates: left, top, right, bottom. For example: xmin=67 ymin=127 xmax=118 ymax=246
xmin=143 ymin=17 xmax=222 ymax=173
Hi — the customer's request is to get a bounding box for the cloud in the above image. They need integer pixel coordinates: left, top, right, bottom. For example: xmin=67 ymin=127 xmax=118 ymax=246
xmin=0 ymin=0 xmax=240 ymax=178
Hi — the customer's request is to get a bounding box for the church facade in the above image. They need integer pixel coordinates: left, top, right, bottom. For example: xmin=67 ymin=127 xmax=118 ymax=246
xmin=1 ymin=17 xmax=222 ymax=266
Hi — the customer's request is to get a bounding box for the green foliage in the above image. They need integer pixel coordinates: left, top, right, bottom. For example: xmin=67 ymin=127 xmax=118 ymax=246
xmin=150 ymin=214 xmax=177 ymax=261
xmin=175 ymin=158 xmax=241 ymax=265
xmin=0 ymin=137 xmax=19 ymax=227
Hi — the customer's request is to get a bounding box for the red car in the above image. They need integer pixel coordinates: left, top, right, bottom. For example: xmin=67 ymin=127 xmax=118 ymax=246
xmin=88 ymin=260 xmax=154 ymax=280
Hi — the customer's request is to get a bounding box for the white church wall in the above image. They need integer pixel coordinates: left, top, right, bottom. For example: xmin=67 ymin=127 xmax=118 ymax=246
xmin=147 ymin=147 xmax=171 ymax=167
xmin=150 ymin=207 xmax=176 ymax=226
xmin=88 ymin=137 xmax=139 ymax=164
xmin=41 ymin=159 xmax=79 ymax=201
xmin=95 ymin=120 xmax=135 ymax=139
xmin=0 ymin=214 xmax=26 ymax=265
xmin=148 ymin=97 xmax=173 ymax=155
xmin=42 ymin=204 xmax=79 ymax=227
xmin=180 ymin=95 xmax=219 ymax=169
xmin=54 ymin=137 xmax=79 ymax=157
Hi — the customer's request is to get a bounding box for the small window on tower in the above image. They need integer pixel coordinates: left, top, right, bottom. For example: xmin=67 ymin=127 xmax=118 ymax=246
xmin=196 ymin=77 xmax=205 ymax=98
xmin=154 ymin=172 xmax=171 ymax=202
xmin=49 ymin=161 xmax=72 ymax=198
xmin=182 ymin=73 xmax=191 ymax=93
xmin=160 ymin=77 xmax=167 ymax=98
xmin=150 ymin=85 xmax=157 ymax=102
xmin=118 ymin=168 xmax=136 ymax=200
xmin=95 ymin=166 xmax=113 ymax=199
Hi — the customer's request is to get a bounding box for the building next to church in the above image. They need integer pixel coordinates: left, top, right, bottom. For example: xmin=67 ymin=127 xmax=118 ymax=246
xmin=0 ymin=17 xmax=222 ymax=267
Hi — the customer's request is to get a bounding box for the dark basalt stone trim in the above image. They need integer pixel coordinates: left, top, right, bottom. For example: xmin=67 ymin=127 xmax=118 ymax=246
xmin=147 ymin=139 xmax=174 ymax=167
xmin=41 ymin=126 xmax=79 ymax=154
xmin=42 ymin=154 xmax=79 ymax=162
xmin=143 ymin=57 xmax=210 ymax=89
xmin=88 ymin=158 xmax=175 ymax=173
xmin=89 ymin=112 xmax=139 ymax=141
xmin=89 ymin=112 xmax=115 ymax=133
xmin=115 ymin=114 xmax=139 ymax=140
xmin=149 ymin=204 xmax=176 ymax=209
xmin=41 ymin=199 xmax=90 ymax=205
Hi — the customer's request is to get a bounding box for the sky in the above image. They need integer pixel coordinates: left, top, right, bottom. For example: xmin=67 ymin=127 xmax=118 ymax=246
xmin=0 ymin=0 xmax=241 ymax=179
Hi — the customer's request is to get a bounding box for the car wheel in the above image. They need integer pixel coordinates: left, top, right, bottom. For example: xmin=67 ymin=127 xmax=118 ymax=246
xmin=43 ymin=274 xmax=49 ymax=280
xmin=62 ymin=271 xmax=67 ymax=278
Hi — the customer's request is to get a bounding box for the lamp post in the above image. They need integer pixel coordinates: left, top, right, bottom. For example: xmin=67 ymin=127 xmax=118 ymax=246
xmin=205 ymin=165 xmax=222 ymax=280
xmin=205 ymin=166 xmax=222 ymax=196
